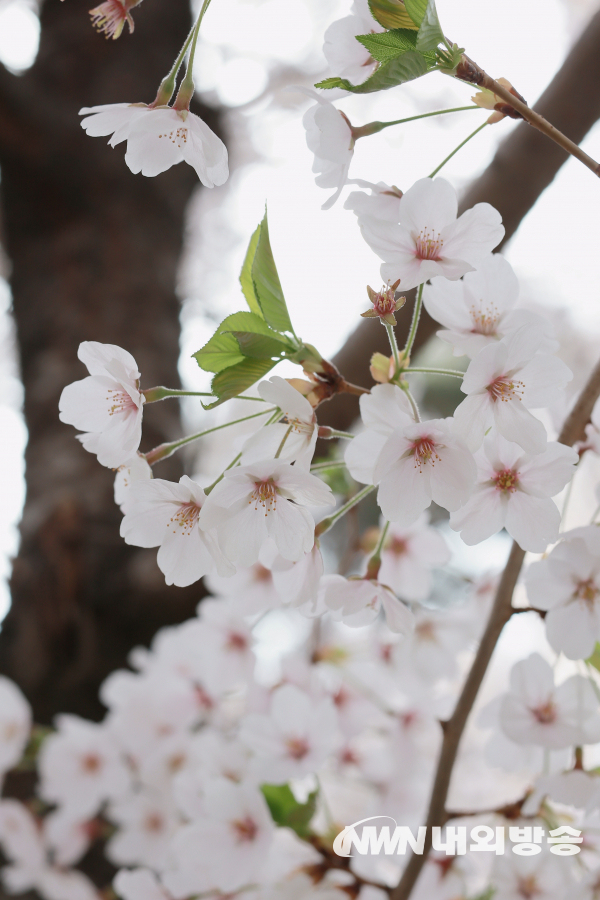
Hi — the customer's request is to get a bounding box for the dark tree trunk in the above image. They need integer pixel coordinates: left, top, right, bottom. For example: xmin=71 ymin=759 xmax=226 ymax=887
xmin=0 ymin=0 xmax=220 ymax=722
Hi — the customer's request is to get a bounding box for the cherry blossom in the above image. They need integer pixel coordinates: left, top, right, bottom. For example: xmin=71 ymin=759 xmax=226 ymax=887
xmin=59 ymin=342 xmax=144 ymax=469
xmin=373 ymin=417 xmax=476 ymax=527
xmin=199 ymin=460 xmax=333 ymax=567
xmin=522 ymin=769 xmax=600 ymax=816
xmin=79 ymin=105 xmax=228 ymax=186
xmin=320 ymin=575 xmax=415 ymax=634
xmin=38 ymin=715 xmax=130 ymax=818
xmin=377 ymin=515 xmax=451 ymax=603
xmin=240 ymin=683 xmax=340 ymax=783
xmin=344 ymin=180 xmax=403 ymax=221
xmin=489 ymin=848 xmax=575 ymax=900
xmin=270 ymin=545 xmax=324 ymax=611
xmin=358 ymin=177 xmax=504 ymax=291
xmin=89 ymin=0 xmax=142 ymax=39
xmin=205 ymin=545 xmax=281 ymax=615
xmin=241 ymin=377 xmax=317 ymax=467
xmin=107 ymin=788 xmax=178 ymax=869
xmin=422 ymin=254 xmax=557 ymax=358
xmin=120 ymin=475 xmax=234 ymax=587
xmin=301 ymin=90 xmax=354 ymax=210
xmin=114 ymin=454 xmax=152 ymax=513
xmin=113 ymin=868 xmax=171 ymax=900
xmin=162 ymin=780 xmax=274 ymax=896
xmin=450 ymin=435 xmax=577 ymax=552
xmin=526 ymin=530 xmax=600 ymax=659
xmin=498 ymin=653 xmax=600 ymax=750
xmin=322 ymin=1 xmax=383 ymax=85
xmin=454 ymin=324 xmax=573 ymax=453
xmin=345 ymin=383 xmax=413 ymax=485
xmin=0 ymin=677 xmax=31 ymax=781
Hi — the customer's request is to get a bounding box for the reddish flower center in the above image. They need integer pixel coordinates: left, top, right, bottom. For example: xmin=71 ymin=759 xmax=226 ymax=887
xmin=250 ymin=479 xmax=278 ymax=515
xmin=144 ymin=812 xmax=165 ymax=834
xmin=415 ymin=229 xmax=443 ymax=261
xmin=81 ymin=753 xmax=102 ymax=774
xmin=232 ymin=816 xmax=258 ymax=844
xmin=486 ymin=376 xmax=524 ymax=403
xmin=494 ymin=468 xmax=519 ymax=493
xmin=470 ymin=302 xmax=500 ymax=335
xmin=531 ymin=700 xmax=557 ymax=725
xmin=372 ymin=287 xmax=397 ymax=316
xmin=170 ymin=501 xmax=200 ymax=535
xmin=286 ymin=736 xmax=310 ymax=760
xmin=89 ymin=0 xmax=132 ymax=39
xmin=415 ymin=620 xmax=436 ymax=641
xmin=411 ymin=437 xmax=439 ymax=470
xmin=389 ymin=536 xmax=408 ymax=557
xmin=517 ymin=875 xmax=543 ymax=899
xmin=575 ymin=578 xmax=598 ymax=604
xmin=226 ymin=631 xmax=248 ymax=652
xmin=106 ymin=388 xmax=138 ymax=416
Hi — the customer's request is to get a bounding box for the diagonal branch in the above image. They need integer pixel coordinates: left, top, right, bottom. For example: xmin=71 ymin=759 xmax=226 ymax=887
xmin=390 ymin=354 xmax=600 ymax=900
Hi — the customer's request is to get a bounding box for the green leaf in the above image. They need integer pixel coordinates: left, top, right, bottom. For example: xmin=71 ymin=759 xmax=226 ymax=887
xmin=230 ymin=332 xmax=293 ymax=360
xmin=206 ymin=357 xmax=277 ymax=408
xmin=219 ymin=310 xmax=291 ymax=343
xmin=587 ymin=643 xmax=600 ymax=673
xmin=239 ymin=223 xmax=262 ymax=317
xmin=193 ymin=331 xmax=244 ymax=374
xmin=368 ymin=0 xmax=417 ymax=29
xmin=356 ymin=28 xmax=419 ymax=63
xmin=316 ymin=50 xmax=432 ymax=94
xmin=251 ymin=211 xmax=294 ymax=334
xmin=261 ymin=784 xmax=317 ymax=839
xmin=404 ymin=0 xmax=428 ymax=26
xmin=416 ymin=0 xmax=444 ymax=52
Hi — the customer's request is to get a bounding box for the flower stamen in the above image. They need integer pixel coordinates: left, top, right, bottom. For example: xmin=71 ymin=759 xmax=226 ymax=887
xmin=415 ymin=229 xmax=443 ymax=261
xmin=250 ymin=479 xmax=278 ymax=515
xmin=487 ymin=376 xmax=524 ymax=403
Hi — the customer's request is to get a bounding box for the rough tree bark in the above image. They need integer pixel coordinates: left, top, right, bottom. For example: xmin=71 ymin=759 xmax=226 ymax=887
xmin=323 ymin=7 xmax=600 ymax=432
xmin=0 ymin=0 xmax=222 ymax=722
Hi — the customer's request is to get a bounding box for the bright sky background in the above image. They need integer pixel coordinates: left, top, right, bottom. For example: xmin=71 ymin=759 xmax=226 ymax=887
xmin=0 ymin=0 xmax=599 ymax=620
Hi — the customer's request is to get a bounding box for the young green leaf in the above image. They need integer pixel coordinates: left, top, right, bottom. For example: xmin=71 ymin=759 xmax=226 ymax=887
xmin=416 ymin=0 xmax=444 ymax=52
xmin=251 ymin=211 xmax=294 ymax=334
xmin=404 ymin=0 xmax=428 ymax=26
xmin=239 ymin=222 xmax=262 ymax=317
xmin=205 ymin=357 xmax=277 ymax=408
xmin=218 ymin=310 xmax=291 ymax=341
xmin=587 ymin=643 xmax=600 ymax=674
xmin=368 ymin=0 xmax=417 ymax=29
xmin=261 ymin=783 xmax=317 ymax=839
xmin=316 ymin=49 xmax=432 ymax=94
xmin=356 ymin=28 xmax=419 ymax=63
xmin=229 ymin=332 xmax=293 ymax=360
xmin=193 ymin=331 xmax=245 ymax=374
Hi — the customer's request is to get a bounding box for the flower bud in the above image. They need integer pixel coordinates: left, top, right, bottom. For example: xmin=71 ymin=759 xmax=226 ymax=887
xmin=471 ymin=78 xmax=526 ymax=124
xmin=361 ymin=280 xmax=405 ymax=326
xmin=370 ymin=352 xmax=396 ymax=384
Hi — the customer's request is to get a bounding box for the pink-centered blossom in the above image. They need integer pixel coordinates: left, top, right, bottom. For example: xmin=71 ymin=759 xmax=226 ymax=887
xmin=450 ymin=435 xmax=577 ymax=552
xmin=0 ymin=677 xmax=31 ymax=781
xmin=454 ymin=325 xmax=573 ymax=453
xmin=423 ymin=254 xmax=557 ymax=359
xmin=378 ymin=515 xmax=451 ymax=603
xmin=79 ymin=105 xmax=228 ymax=186
xmin=499 ymin=653 xmax=600 ymax=750
xmin=89 ymin=0 xmax=141 ymax=39
xmin=345 ymin=383 xmax=414 ymax=485
xmin=241 ymin=376 xmax=317 ymax=467
xmin=199 ymin=460 xmax=333 ymax=567
xmin=373 ymin=418 xmax=476 ymax=527
xmin=526 ymin=528 xmax=600 ymax=659
xmin=120 ymin=475 xmax=234 ymax=587
xmin=358 ymin=177 xmax=504 ymax=291
xmin=59 ymin=342 xmax=144 ymax=469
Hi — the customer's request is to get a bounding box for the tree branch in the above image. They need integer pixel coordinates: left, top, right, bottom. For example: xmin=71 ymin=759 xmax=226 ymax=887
xmin=390 ymin=353 xmax=600 ymax=900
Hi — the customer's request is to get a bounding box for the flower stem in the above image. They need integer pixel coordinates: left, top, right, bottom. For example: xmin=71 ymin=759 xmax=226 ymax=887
xmin=310 ymin=459 xmax=348 ymax=473
xmin=351 ymin=105 xmax=480 ymax=139
xmin=143 ymin=407 xmax=277 ymax=465
xmin=429 ymin=121 xmax=488 ymax=178
xmin=366 ymin=520 xmax=390 ymax=579
xmin=403 ymin=367 xmax=464 ymax=378
xmin=318 ymin=427 xmax=355 ymax=440
xmin=274 ymin=424 xmax=294 ymax=459
xmin=203 ymin=408 xmax=281 ymax=494
xmin=174 ymin=0 xmax=212 ymax=110
xmin=151 ymin=20 xmax=198 ymax=106
xmin=402 ymin=385 xmax=421 ymax=423
xmin=142 ymin=387 xmax=265 ymax=403
xmin=315 ymin=485 xmax=375 ymax=538
xmin=385 ymin=322 xmax=401 ymax=375
xmin=402 ymin=283 xmax=424 ymax=358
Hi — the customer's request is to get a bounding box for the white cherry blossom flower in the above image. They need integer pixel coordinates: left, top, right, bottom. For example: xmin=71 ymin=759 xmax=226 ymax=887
xmin=162 ymin=780 xmax=274 ymax=896
xmin=240 ymin=683 xmax=341 ymax=783
xmin=43 ymin=810 xmax=92 ymax=868
xmin=59 ymin=342 xmax=144 ymax=469
xmin=0 ymin=677 xmax=31 ymax=780
xmin=114 ymin=454 xmax=152 ymax=513
xmin=453 ymin=325 xmax=573 ymax=453
xmin=378 ymin=515 xmax=451 ymax=603
xmin=242 ymin=377 xmax=317 ymax=467
xmin=120 ymin=475 xmax=234 ymax=587
xmin=79 ymin=105 xmax=228 ymax=186
xmin=323 ymin=3 xmax=383 ymax=85
xmin=113 ymin=868 xmax=171 ymax=900
xmin=423 ymin=254 xmax=557 ymax=358
xmin=450 ymin=435 xmax=577 ymax=552
xmin=301 ymin=90 xmax=354 ymax=210
xmin=373 ymin=418 xmax=476 ymax=527
xmin=522 ymin=769 xmax=600 ymax=816
xmin=526 ymin=531 xmax=600 ymax=659
xmin=106 ymin=788 xmax=178 ymax=869
xmin=499 ymin=653 xmax=600 ymax=750
xmin=345 ymin=383 xmax=414 ymax=485
xmin=489 ymin=848 xmax=575 ymax=900
xmin=38 ymin=715 xmax=130 ymax=818
xmin=205 ymin=545 xmax=281 ymax=615
xmin=344 ymin=180 xmax=403 ymax=221
xmin=320 ymin=575 xmax=415 ymax=634
xmin=358 ymin=177 xmax=504 ymax=291
xmin=199 ymin=461 xmax=333 ymax=567
xmin=271 ymin=545 xmax=324 ymax=611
